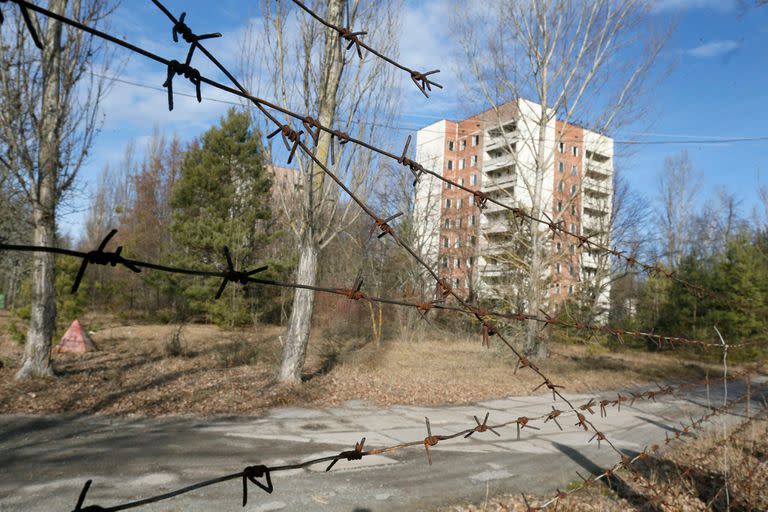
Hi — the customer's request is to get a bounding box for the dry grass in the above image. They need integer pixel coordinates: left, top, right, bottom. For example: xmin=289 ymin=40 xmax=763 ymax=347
xmin=0 ymin=314 xmax=734 ymax=416
xmin=444 ymin=416 xmax=768 ymax=512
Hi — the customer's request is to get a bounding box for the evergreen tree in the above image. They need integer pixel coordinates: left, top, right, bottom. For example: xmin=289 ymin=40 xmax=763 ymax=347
xmin=170 ymin=109 xmax=273 ymax=326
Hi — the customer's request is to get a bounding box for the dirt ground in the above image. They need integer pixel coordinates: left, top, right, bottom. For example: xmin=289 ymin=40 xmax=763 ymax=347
xmin=0 ymin=313 xmax=740 ymax=416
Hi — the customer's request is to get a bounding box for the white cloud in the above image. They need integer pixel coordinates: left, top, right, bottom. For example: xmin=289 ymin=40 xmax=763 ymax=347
xmin=651 ymin=0 xmax=737 ymax=13
xmin=686 ymin=40 xmax=741 ymax=58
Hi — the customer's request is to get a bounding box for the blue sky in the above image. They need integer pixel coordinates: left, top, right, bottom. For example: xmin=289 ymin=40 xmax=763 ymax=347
xmin=62 ymin=0 xmax=768 ymax=238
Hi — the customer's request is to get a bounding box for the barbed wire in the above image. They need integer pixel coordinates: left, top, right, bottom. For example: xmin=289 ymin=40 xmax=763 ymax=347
xmin=535 ymin=382 xmax=766 ymax=510
xmin=1 ymin=236 xmax=760 ymax=356
xmin=1 ymin=0 xmax=726 ymax=309
xmin=65 ymin=375 xmax=764 ymax=511
xmin=634 ymin=386 xmax=766 ymax=510
xmin=0 ymin=1 xmax=755 ymax=498
xmin=290 ymin=0 xmax=442 ymax=97
xmin=1 ymin=2 xmax=763 ymax=511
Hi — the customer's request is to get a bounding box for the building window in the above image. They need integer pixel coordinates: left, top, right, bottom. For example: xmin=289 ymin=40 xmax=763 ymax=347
xmin=472 ymin=135 xmax=479 ymax=147
xmin=457 ymin=218 xmax=462 ymax=228
xmin=459 ymin=159 xmax=465 ymax=170
xmin=453 ymin=278 xmax=460 ymax=289
xmin=460 ymin=139 xmax=466 ymax=150
xmin=441 ymin=256 xmax=448 ymax=268
xmin=556 ymin=263 xmax=561 ymax=273
xmin=467 ymin=257 xmax=474 ymax=267
xmin=443 ymin=236 xmax=449 ymax=248
xmin=455 ymin=237 xmax=461 ymax=248
xmin=470 ymin=215 xmax=476 ymax=226
xmin=459 ymin=177 xmax=464 ymax=186
xmin=557 ymin=201 xmax=563 ymax=212
xmin=470 ymin=174 xmax=477 ymax=185
xmin=445 ymin=198 xmax=451 ymax=208
xmin=470 ymin=235 xmax=476 ymax=246
xmin=556 ymin=242 xmax=562 ymax=253
xmin=448 ymin=140 xmax=454 ymax=151
xmin=457 ymin=198 xmax=464 ymax=209
xmin=555 ymin=283 xmax=561 ymax=294
xmin=571 ymin=184 xmax=577 ymax=195
xmin=571 ymin=164 xmax=577 ymax=176
xmin=569 ymin=244 xmax=575 ymax=254
xmin=444 ymin=218 xmax=451 ymax=229
xmin=455 ymin=258 xmax=461 ymax=268
xmin=558 ymin=142 xmax=564 ymax=153
xmin=471 ymin=155 xmax=478 ymax=167
xmin=570 ymin=204 xmax=576 ymax=215
xmin=558 ymin=161 xmax=564 ymax=173
xmin=569 ymin=264 xmax=574 ymax=276
xmin=558 ymin=180 xmax=564 ymax=192
xmin=447 ymin=160 xmax=453 ymax=170
xmin=568 ymin=285 xmax=574 ymax=295
xmin=572 ymin=146 xmax=579 ymax=157
xmin=570 ymin=223 xmax=577 ymax=233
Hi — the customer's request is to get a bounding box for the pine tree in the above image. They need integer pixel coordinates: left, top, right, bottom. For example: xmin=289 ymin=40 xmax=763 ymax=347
xmin=170 ymin=109 xmax=273 ymax=326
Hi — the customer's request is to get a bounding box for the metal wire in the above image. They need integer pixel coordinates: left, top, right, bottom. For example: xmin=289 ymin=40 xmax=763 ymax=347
xmin=0 ymin=2 xmax=762 ymax=510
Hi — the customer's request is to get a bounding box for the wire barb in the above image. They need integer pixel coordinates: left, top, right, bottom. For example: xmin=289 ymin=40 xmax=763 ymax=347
xmin=163 ymin=59 xmax=202 ymax=111
xmin=464 ymin=412 xmax=500 ymax=438
xmin=410 ymin=69 xmax=443 ymax=98
xmin=326 ymin=437 xmax=366 ymax=472
xmin=266 ymin=123 xmax=304 ymax=164
xmin=423 ymin=417 xmax=439 ymax=465
xmin=396 ymin=135 xmax=423 ymax=185
xmin=215 ymin=246 xmax=268 ymax=300
xmin=242 ymin=465 xmax=273 ymax=506
xmin=72 ymin=229 xmax=140 ymax=294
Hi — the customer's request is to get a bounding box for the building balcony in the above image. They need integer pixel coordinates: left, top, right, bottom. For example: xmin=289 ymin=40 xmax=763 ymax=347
xmin=584 ymin=162 xmax=612 ymax=181
xmin=583 ymin=193 xmax=610 ymax=214
xmin=483 ymin=153 xmax=516 ymax=172
xmin=480 ymin=217 xmax=511 ymax=234
xmin=483 ymin=175 xmax=516 ymax=194
xmin=583 ymin=181 xmax=611 ymax=198
xmin=486 ymin=122 xmax=517 ymax=142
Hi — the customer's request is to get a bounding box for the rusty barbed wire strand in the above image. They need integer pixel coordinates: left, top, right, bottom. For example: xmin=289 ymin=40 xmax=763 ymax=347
xmin=2 ymin=0 xmax=735 ymax=308
xmin=535 ymin=384 xmax=766 ymax=510
xmin=638 ymin=402 xmax=768 ymax=510
xmin=290 ymin=0 xmax=442 ymax=98
xmin=5 ymin=237 xmax=757 ymax=354
xmin=3 ymin=3 xmax=764 ymax=509
xmin=66 ymin=379 xmax=765 ymax=511
xmin=0 ymin=1 xmax=752 ymax=479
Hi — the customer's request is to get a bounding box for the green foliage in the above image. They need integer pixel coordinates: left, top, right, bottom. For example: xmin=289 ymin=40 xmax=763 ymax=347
xmin=55 ymin=256 xmax=89 ymax=327
xmin=7 ymin=320 xmax=26 ymax=345
xmin=170 ymin=108 xmax=276 ymax=327
xmin=628 ymin=230 xmax=768 ymax=359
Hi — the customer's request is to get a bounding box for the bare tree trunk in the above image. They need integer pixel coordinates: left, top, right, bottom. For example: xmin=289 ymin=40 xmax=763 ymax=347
xmin=278 ymin=233 xmax=318 ymax=383
xmin=15 ymin=1 xmax=64 ymax=379
xmin=524 ymin=81 xmax=550 ymax=359
xmin=278 ymin=0 xmax=345 ymax=384
xmin=16 ymin=205 xmax=56 ymax=379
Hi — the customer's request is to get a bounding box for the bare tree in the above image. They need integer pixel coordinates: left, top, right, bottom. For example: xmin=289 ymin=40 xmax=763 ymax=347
xmin=656 ymin=150 xmax=702 ymax=270
xmin=0 ymin=0 xmax=118 ymax=378
xmin=457 ymin=0 xmax=666 ymax=356
xmin=240 ymin=0 xmax=400 ymax=383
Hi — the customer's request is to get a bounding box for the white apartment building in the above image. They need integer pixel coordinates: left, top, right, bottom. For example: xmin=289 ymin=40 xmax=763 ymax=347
xmin=413 ymin=98 xmax=613 ymax=315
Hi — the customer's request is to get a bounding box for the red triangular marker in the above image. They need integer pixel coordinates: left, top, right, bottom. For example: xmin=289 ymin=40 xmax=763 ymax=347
xmin=54 ymin=320 xmax=96 ymax=353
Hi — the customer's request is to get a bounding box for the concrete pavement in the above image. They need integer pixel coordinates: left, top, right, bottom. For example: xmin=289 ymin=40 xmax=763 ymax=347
xmin=0 ymin=378 xmax=763 ymax=512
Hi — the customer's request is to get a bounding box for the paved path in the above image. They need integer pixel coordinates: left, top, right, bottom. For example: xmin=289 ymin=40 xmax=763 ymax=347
xmin=0 ymin=378 xmax=763 ymax=512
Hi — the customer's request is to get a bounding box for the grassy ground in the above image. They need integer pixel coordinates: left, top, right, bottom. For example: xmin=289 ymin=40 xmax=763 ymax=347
xmin=0 ymin=313 xmax=738 ymax=416
xmin=445 ymin=414 xmax=768 ymax=511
